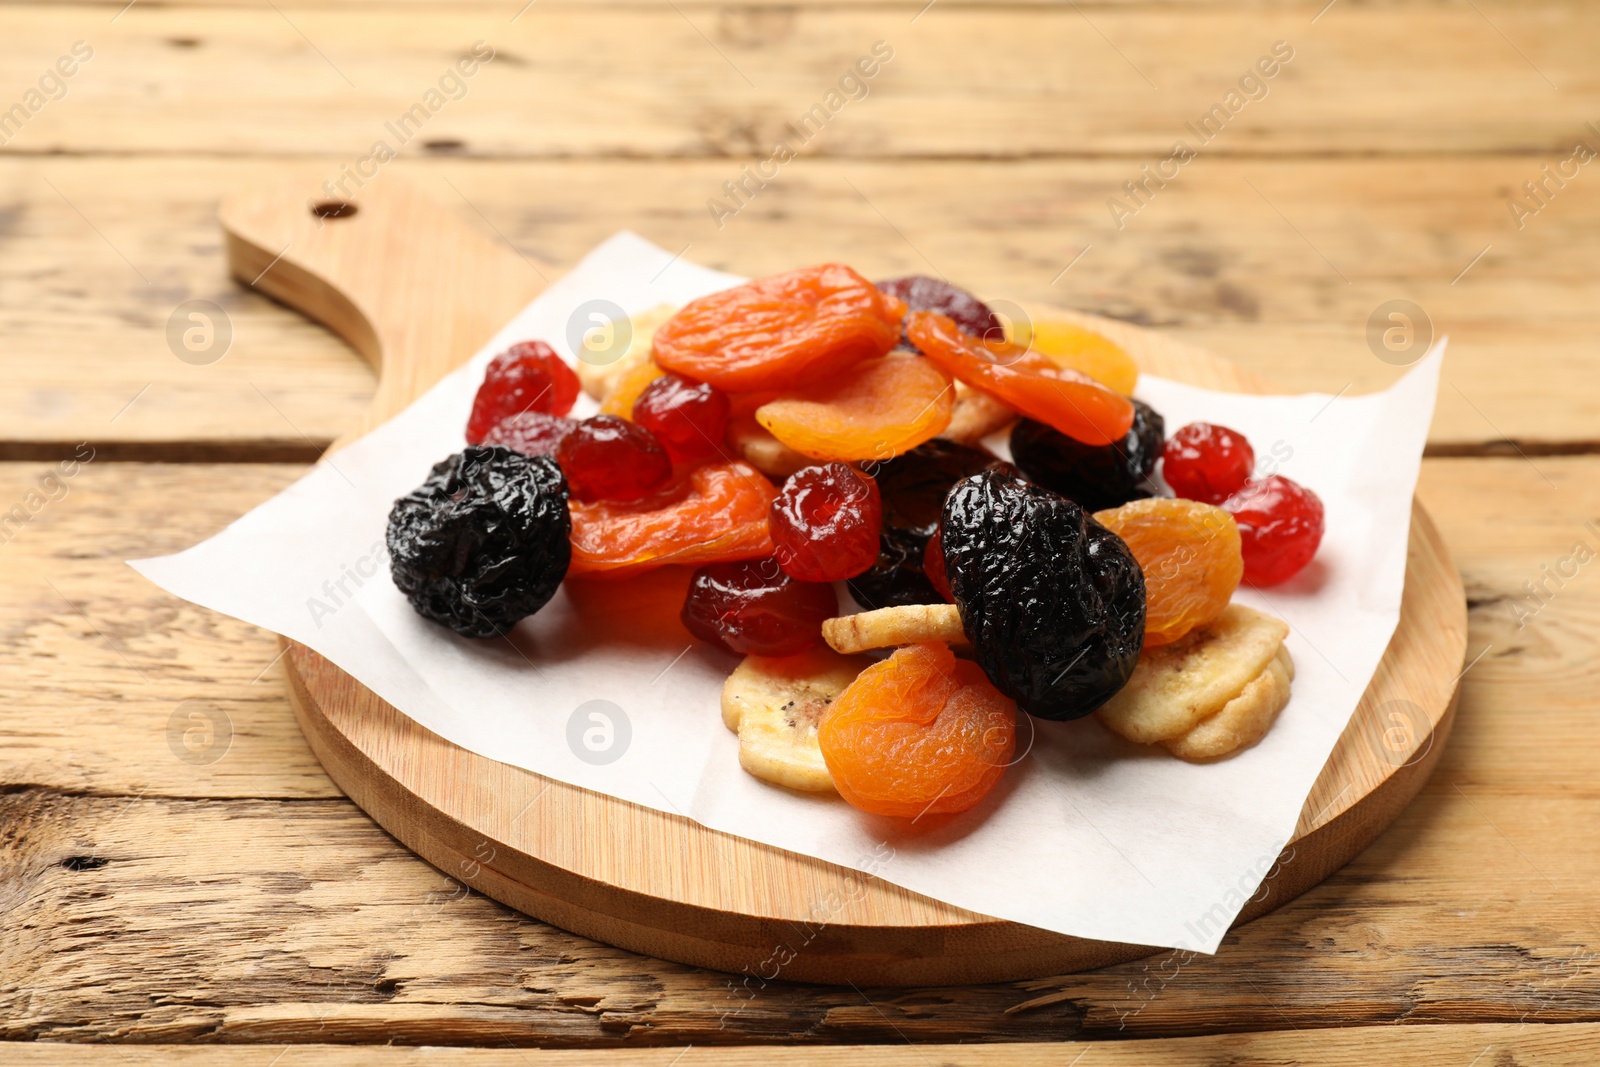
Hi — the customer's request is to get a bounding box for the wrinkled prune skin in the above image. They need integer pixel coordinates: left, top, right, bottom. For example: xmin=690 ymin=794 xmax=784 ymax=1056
xmin=387 ymin=446 xmax=571 ymax=638
xmin=1009 ymin=398 xmax=1165 ymax=511
xmin=848 ymin=440 xmax=1004 ymax=610
xmin=942 ymin=469 xmax=1145 ymax=720
xmin=878 ymin=275 xmax=1003 ymax=342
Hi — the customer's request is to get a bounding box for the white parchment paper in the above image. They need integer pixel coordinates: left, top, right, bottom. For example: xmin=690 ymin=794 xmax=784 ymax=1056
xmin=132 ymin=233 xmax=1444 ymax=952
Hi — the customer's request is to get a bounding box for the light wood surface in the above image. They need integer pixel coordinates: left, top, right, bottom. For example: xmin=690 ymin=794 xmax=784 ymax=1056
xmin=1 ymin=0 xmax=1595 ymax=1055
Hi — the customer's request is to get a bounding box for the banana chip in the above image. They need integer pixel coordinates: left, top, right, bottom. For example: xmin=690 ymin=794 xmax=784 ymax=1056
xmin=721 ymin=646 xmax=871 ymax=792
xmin=1096 ymin=604 xmax=1289 ymax=745
xmin=576 ymin=303 xmax=680 ymax=403
xmin=1162 ymin=645 xmax=1294 ymax=761
xmin=941 ymin=382 xmax=1018 ymax=444
xmin=822 ymin=604 xmax=968 ymax=655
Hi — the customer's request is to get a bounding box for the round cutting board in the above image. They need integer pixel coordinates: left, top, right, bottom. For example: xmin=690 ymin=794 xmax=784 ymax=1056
xmin=222 ymin=175 xmax=1468 ymax=986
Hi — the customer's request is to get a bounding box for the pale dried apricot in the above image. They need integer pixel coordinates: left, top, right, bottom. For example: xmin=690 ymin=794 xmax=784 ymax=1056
xmin=1093 ymin=497 xmax=1242 ymax=647
xmin=1013 ymin=321 xmax=1139 ymax=396
xmin=755 ymin=354 xmax=954 ymax=463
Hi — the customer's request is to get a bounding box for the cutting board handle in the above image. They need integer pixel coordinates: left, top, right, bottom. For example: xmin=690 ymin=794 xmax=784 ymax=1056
xmin=220 ymin=174 xmax=549 ymax=445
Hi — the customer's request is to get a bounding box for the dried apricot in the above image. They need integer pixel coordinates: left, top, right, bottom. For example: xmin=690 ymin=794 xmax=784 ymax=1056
xmin=653 ymin=265 xmax=904 ymax=392
xmin=568 ymin=461 xmax=777 ymax=577
xmin=1093 ymin=497 xmax=1242 ymax=647
xmin=818 ymin=642 xmax=1016 ymax=819
xmin=1013 ymin=321 xmax=1139 ymax=396
xmin=907 ymin=310 xmax=1134 ymax=447
xmin=755 ymin=353 xmax=954 ymax=462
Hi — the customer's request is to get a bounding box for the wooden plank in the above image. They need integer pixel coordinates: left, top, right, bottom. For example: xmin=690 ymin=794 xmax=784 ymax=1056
xmin=0 ymin=4 xmax=1593 ymax=157
xmin=3 ymin=156 xmax=1597 ymax=453
xmin=4 ymin=1025 xmax=1600 ymax=1064
xmin=0 ymin=456 xmax=1598 ymax=1039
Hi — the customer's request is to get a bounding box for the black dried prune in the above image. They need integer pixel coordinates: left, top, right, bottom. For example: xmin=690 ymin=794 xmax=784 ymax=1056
xmin=1010 ymin=398 xmax=1165 ymax=511
xmin=387 ymin=445 xmax=571 ymax=638
xmin=848 ymin=440 xmax=1004 ymax=610
xmin=878 ymin=275 xmax=1003 ymax=342
xmin=942 ymin=468 xmax=1145 ymax=720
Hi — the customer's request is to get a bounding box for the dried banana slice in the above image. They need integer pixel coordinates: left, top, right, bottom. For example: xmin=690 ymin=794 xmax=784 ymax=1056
xmin=1096 ymin=604 xmax=1289 ymax=745
xmin=941 ymin=381 xmax=1018 ymax=444
xmin=822 ymin=604 xmax=968 ymax=655
xmin=576 ymin=303 xmax=679 ymax=403
xmin=1163 ymin=645 xmax=1294 ymax=761
xmin=721 ymin=646 xmax=870 ymax=792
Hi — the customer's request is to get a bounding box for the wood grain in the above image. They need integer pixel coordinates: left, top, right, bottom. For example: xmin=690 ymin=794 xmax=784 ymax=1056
xmin=4 ymin=156 xmax=1598 ymax=453
xmin=0 ymin=456 xmax=1594 ymax=1042
xmin=2 ymin=4 xmax=1593 ymax=157
xmin=6 ymin=1025 xmax=1600 ymax=1065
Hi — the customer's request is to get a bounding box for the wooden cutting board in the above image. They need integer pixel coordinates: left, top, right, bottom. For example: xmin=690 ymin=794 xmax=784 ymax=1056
xmin=220 ymin=174 xmax=1468 ymax=987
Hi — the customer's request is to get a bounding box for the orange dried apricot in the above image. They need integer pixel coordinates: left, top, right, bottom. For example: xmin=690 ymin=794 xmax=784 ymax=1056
xmin=907 ymin=310 xmax=1134 ymax=446
xmin=652 ymin=264 xmax=904 ymax=393
xmin=818 ymin=642 xmax=1017 ymax=818
xmin=1093 ymin=497 xmax=1243 ymax=647
xmin=755 ymin=353 xmax=955 ymax=462
xmin=569 ymin=461 xmax=777 ymax=577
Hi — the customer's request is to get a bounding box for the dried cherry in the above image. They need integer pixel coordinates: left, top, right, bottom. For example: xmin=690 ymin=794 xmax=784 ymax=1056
xmin=386 ymin=446 xmax=571 ymax=638
xmin=481 ymin=411 xmax=575 ymax=458
xmin=1222 ymin=475 xmax=1325 ymax=586
xmin=847 ymin=440 xmax=1004 ymax=610
xmin=681 ymin=559 xmax=838 ymax=656
xmin=922 ymin=528 xmax=953 ymax=602
xmin=770 ymin=463 xmax=882 ymax=582
xmin=1163 ymin=422 xmax=1255 ymax=505
xmin=1009 ymin=398 xmax=1165 ymax=511
xmin=818 ymin=641 xmax=1016 ymax=818
xmin=557 ymin=415 xmax=673 ymax=503
xmin=876 ymin=275 xmax=1002 ymax=343
xmin=942 ymin=468 xmax=1145 ymax=720
xmin=652 ymin=264 xmax=904 ymax=392
xmin=466 ymin=341 xmax=580 ymax=443
xmin=632 ymin=372 xmax=731 ymax=464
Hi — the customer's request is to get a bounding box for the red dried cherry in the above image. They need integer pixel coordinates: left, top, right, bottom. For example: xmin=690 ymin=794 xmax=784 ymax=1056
xmin=557 ymin=415 xmax=672 ymax=503
xmin=922 ymin=527 xmax=953 ymax=602
xmin=1163 ymin=423 xmax=1255 ymax=505
xmin=466 ymin=341 xmax=581 ymax=443
xmin=1222 ymin=475 xmax=1325 ymax=586
xmin=769 ymin=463 xmax=882 ymax=582
xmin=681 ymin=559 xmax=838 ymax=655
xmin=631 ymin=372 xmax=731 ymax=464
xmin=481 ymin=411 xmax=575 ymax=458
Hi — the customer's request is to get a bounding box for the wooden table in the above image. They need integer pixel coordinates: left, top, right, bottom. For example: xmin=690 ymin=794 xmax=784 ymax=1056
xmin=3 ymin=1 xmax=1598 ymax=1062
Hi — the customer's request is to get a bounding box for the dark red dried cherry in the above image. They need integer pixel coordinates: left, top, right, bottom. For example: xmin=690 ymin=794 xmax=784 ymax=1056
xmin=681 ymin=558 xmax=839 ymax=656
xmin=1163 ymin=422 xmax=1255 ymax=505
xmin=769 ymin=463 xmax=882 ymax=583
xmin=923 ymin=527 xmax=953 ymax=602
xmin=631 ymin=372 xmax=731 ymax=464
xmin=466 ymin=341 xmax=581 ymax=443
xmin=1222 ymin=475 xmax=1325 ymax=587
xmin=557 ymin=414 xmax=672 ymax=503
xmin=481 ymin=411 xmax=575 ymax=458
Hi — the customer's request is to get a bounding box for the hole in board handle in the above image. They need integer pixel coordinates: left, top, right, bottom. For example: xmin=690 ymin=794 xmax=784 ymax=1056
xmin=311 ymin=200 xmax=358 ymax=220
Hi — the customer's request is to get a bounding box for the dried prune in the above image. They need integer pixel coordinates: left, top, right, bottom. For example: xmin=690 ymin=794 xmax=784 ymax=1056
xmin=847 ymin=440 xmax=1003 ymax=610
xmin=1009 ymin=398 xmax=1165 ymax=511
xmin=941 ymin=468 xmax=1145 ymax=720
xmin=877 ymin=275 xmax=1002 ymax=343
xmin=387 ymin=446 xmax=571 ymax=638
